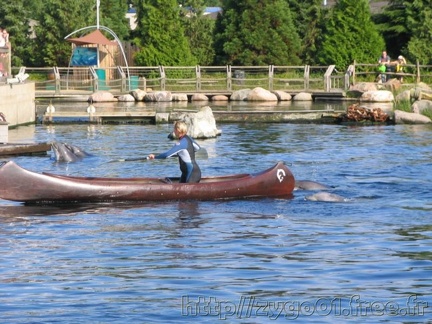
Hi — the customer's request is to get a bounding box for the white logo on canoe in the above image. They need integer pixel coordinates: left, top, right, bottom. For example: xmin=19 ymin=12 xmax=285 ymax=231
xmin=277 ymin=169 xmax=286 ymax=182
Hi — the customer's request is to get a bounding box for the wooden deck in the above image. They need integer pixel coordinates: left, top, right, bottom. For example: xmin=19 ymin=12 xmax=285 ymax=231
xmin=0 ymin=143 xmax=51 ymax=157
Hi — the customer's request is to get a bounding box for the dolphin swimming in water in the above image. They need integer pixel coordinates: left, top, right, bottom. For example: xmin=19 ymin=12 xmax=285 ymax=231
xmin=305 ymin=191 xmax=348 ymax=203
xmin=295 ymin=180 xmax=332 ymax=191
xmin=51 ymin=142 xmax=90 ymax=162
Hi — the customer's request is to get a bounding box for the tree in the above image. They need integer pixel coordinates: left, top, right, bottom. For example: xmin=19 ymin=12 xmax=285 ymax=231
xmin=405 ymin=0 xmax=432 ymax=64
xmin=373 ymin=0 xmax=409 ymax=59
xmin=0 ymin=0 xmax=33 ymax=66
xmin=287 ymin=0 xmax=326 ymax=65
xmin=133 ymin=0 xmax=196 ymax=66
xmin=32 ymin=0 xmax=95 ymax=66
xmin=99 ymin=0 xmax=130 ymax=41
xmin=213 ymin=0 xmax=301 ymax=65
xmin=180 ymin=0 xmax=216 ymax=65
xmin=317 ymin=0 xmax=385 ymax=69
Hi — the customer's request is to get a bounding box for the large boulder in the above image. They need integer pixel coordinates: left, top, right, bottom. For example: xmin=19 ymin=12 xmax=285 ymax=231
xmin=144 ymin=91 xmax=172 ymax=102
xmin=293 ymin=92 xmax=313 ymax=101
xmin=177 ymin=106 xmax=222 ymax=139
xmin=230 ymin=89 xmax=251 ymax=101
xmin=130 ymin=89 xmax=146 ymax=101
xmin=117 ymin=94 xmax=136 ymax=102
xmin=247 ymin=87 xmax=278 ymax=101
xmin=191 ymin=93 xmax=209 ymax=101
xmin=412 ymin=100 xmax=432 ymax=114
xmin=394 ymin=110 xmax=432 ymax=124
xmin=172 ymin=93 xmax=188 ymax=101
xmin=88 ymin=91 xmax=118 ymax=102
xmin=272 ymin=90 xmax=292 ymax=101
xmin=360 ymin=90 xmax=394 ymax=102
xmin=350 ymin=82 xmax=378 ymax=92
xmin=395 ymin=90 xmax=411 ymax=103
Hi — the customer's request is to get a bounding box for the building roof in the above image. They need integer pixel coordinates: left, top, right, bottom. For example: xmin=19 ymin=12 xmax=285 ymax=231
xmin=66 ymin=29 xmax=117 ymax=46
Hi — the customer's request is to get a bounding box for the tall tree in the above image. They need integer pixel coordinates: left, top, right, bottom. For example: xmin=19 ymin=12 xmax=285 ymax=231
xmin=99 ymin=0 xmax=130 ymax=41
xmin=287 ymin=0 xmax=326 ymax=65
xmin=317 ymin=0 xmax=385 ymax=69
xmin=133 ymin=0 xmax=196 ymax=66
xmin=373 ymin=0 xmax=409 ymax=59
xmin=213 ymin=0 xmax=301 ymax=65
xmin=32 ymin=0 xmax=94 ymax=66
xmin=0 ymin=0 xmax=33 ymax=66
xmin=405 ymin=0 xmax=432 ymax=64
xmin=180 ymin=0 xmax=216 ymax=65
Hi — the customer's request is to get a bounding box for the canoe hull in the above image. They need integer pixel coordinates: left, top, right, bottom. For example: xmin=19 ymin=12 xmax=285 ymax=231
xmin=0 ymin=161 xmax=295 ymax=204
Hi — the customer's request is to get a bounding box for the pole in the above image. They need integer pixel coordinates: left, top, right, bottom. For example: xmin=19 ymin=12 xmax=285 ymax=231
xmin=96 ymin=0 xmax=100 ymax=29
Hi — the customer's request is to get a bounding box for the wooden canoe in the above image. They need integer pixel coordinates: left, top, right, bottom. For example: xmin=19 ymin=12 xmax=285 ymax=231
xmin=0 ymin=161 xmax=295 ymax=204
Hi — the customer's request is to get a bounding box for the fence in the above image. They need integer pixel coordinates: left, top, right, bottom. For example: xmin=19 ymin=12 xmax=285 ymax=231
xmin=8 ymin=63 xmax=432 ymax=96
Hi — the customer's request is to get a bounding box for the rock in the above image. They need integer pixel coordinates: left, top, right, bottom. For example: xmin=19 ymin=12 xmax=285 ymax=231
xmin=130 ymin=89 xmax=146 ymax=101
xmin=172 ymin=93 xmax=188 ymax=101
xmin=415 ymin=82 xmax=432 ymax=92
xmin=88 ymin=91 xmax=118 ymax=102
xmin=117 ymin=94 xmax=136 ymax=102
xmin=211 ymin=95 xmax=229 ymax=101
xmin=360 ymin=90 xmax=394 ymax=102
xmin=349 ymin=82 xmax=378 ymax=92
xmin=230 ymin=89 xmax=251 ymax=101
xmin=394 ymin=110 xmax=432 ymax=124
xmin=293 ymin=92 xmax=313 ymax=101
xmin=395 ymin=90 xmax=411 ymax=103
xmin=191 ymin=93 xmax=209 ymax=101
xmin=144 ymin=91 xmax=172 ymax=102
xmin=247 ymin=87 xmax=278 ymax=101
xmin=412 ymin=100 xmax=432 ymax=114
xmin=383 ymin=78 xmax=402 ymax=92
xmin=177 ymin=106 xmax=222 ymax=139
xmin=272 ymin=90 xmax=292 ymax=101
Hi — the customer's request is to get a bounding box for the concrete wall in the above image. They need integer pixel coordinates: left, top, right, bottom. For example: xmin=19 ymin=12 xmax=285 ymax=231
xmin=0 ymin=82 xmax=36 ymax=127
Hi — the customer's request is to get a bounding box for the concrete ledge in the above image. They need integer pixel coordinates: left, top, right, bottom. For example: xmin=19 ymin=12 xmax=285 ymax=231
xmin=0 ymin=82 xmax=36 ymax=127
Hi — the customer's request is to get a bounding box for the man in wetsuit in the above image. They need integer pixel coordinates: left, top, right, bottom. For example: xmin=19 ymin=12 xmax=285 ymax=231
xmin=148 ymin=121 xmax=202 ymax=183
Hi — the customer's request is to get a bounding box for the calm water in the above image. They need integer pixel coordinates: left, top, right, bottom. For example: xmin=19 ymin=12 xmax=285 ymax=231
xmin=1 ymin=104 xmax=431 ymax=323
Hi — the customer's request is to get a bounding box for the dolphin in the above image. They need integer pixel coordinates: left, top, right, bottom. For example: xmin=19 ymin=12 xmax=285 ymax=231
xmin=51 ymin=142 xmax=89 ymax=162
xmin=64 ymin=143 xmax=90 ymax=158
xmin=305 ymin=192 xmax=348 ymax=203
xmin=295 ymin=180 xmax=331 ymax=191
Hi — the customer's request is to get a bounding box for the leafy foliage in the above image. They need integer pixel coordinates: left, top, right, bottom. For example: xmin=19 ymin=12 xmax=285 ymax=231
xmin=287 ymin=0 xmax=326 ymax=65
xmin=405 ymin=0 xmax=432 ymax=65
xmin=133 ymin=0 xmax=196 ymax=66
xmin=180 ymin=0 xmax=216 ymax=65
xmin=32 ymin=0 xmax=95 ymax=66
xmin=213 ymin=0 xmax=301 ymax=65
xmin=317 ymin=0 xmax=385 ymax=69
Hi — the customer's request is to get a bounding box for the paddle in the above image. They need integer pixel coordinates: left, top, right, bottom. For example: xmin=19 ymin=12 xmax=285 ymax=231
xmin=112 ymin=147 xmax=208 ymax=162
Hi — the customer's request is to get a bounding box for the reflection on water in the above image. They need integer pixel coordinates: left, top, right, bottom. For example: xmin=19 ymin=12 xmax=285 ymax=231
xmin=1 ymin=114 xmax=432 ymax=323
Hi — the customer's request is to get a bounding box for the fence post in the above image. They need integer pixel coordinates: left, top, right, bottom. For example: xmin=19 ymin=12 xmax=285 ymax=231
xmin=196 ymin=65 xmax=201 ymax=91
xmin=324 ymin=65 xmax=335 ymax=92
xmin=227 ymin=65 xmax=232 ymax=91
xmin=416 ymin=60 xmax=420 ymax=84
xmin=89 ymin=67 xmax=98 ymax=92
xmin=160 ymin=66 xmax=166 ymax=91
xmin=269 ymin=65 xmax=274 ymax=91
xmin=53 ymin=67 xmax=61 ymax=95
xmin=118 ymin=66 xmax=127 ymax=92
xmin=304 ymin=65 xmax=310 ymax=90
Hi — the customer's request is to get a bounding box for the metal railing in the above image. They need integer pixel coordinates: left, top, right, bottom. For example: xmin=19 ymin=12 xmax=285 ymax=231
xmin=11 ymin=63 xmax=432 ymax=96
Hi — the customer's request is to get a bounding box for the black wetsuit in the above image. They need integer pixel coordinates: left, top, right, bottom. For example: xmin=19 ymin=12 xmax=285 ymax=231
xmin=155 ymin=135 xmax=201 ymax=183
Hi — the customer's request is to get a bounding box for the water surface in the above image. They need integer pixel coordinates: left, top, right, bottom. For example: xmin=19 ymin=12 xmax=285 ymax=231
xmin=1 ymin=111 xmax=431 ymax=323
